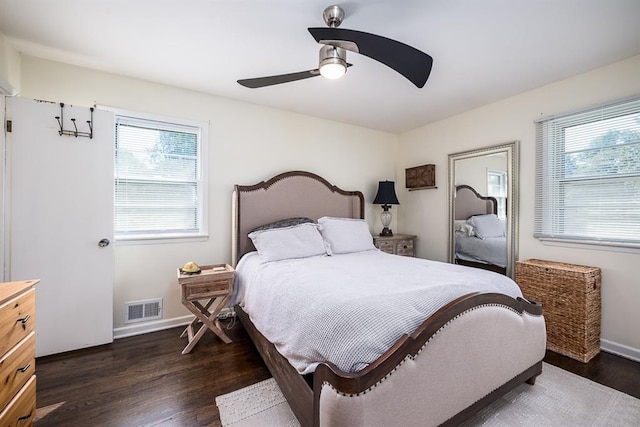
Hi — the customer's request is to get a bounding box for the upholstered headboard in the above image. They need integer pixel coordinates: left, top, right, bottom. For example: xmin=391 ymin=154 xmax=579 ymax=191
xmin=454 ymin=185 xmax=498 ymax=220
xmin=232 ymin=171 xmax=364 ymax=265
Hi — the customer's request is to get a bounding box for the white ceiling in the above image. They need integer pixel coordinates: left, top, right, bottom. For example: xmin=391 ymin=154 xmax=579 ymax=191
xmin=1 ymin=0 xmax=639 ymax=133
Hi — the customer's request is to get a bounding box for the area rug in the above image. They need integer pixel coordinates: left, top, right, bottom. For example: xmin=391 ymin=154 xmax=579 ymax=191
xmin=215 ymin=363 xmax=640 ymax=426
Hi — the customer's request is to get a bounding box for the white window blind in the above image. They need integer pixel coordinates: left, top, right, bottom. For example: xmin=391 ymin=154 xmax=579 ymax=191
xmin=535 ymin=96 xmax=640 ymax=247
xmin=114 ymin=114 xmax=206 ymax=240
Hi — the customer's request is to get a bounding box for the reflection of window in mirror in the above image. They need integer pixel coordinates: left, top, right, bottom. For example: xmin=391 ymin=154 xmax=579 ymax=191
xmin=487 ymin=170 xmax=507 ymax=219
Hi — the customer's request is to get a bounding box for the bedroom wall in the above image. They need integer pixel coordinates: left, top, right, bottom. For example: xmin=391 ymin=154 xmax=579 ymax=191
xmin=0 ymin=34 xmax=21 ymax=92
xmin=454 ymin=154 xmax=507 ymax=195
xmin=397 ymin=54 xmax=640 ymax=360
xmin=16 ymin=55 xmax=398 ymax=334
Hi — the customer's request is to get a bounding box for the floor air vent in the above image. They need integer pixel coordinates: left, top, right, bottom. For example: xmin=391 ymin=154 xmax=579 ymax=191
xmin=125 ymin=298 xmax=163 ymax=323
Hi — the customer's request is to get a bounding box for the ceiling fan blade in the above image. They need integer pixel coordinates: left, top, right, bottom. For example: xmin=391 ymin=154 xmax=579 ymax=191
xmin=237 ymin=64 xmax=353 ymax=88
xmin=308 ymin=27 xmax=433 ymax=88
xmin=238 ymin=69 xmax=321 ymax=88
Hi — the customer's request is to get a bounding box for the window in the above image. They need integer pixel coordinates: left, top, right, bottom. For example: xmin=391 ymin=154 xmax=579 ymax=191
xmin=114 ymin=112 xmax=207 ymax=241
xmin=535 ymin=97 xmax=640 ymax=248
xmin=487 ymin=170 xmax=507 ymax=219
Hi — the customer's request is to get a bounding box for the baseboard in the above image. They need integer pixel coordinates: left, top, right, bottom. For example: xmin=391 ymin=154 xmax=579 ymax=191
xmin=113 ymin=315 xmax=193 ymax=339
xmin=112 ymin=307 xmax=236 ymax=339
xmin=601 ymin=339 xmax=640 ymax=362
xmin=115 ymin=316 xmax=638 ymax=363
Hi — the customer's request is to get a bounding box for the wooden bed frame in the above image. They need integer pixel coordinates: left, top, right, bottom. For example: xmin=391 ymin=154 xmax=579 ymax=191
xmin=232 ymin=171 xmax=546 ymax=427
xmin=454 ymin=184 xmax=507 ymax=275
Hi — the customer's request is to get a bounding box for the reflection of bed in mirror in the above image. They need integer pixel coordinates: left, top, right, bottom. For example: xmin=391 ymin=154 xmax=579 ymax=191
xmin=454 ymin=184 xmax=507 ymax=275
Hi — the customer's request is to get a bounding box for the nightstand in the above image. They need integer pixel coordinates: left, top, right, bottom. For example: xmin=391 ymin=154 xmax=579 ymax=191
xmin=177 ymin=264 xmax=234 ymax=354
xmin=373 ymin=234 xmax=417 ymax=257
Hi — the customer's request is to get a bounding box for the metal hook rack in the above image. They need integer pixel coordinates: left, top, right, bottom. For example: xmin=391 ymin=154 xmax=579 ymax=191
xmin=54 ymin=103 xmax=94 ymax=139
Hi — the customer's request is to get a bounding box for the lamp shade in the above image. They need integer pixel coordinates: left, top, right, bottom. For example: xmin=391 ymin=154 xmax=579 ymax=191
xmin=373 ymin=181 xmax=400 ymax=205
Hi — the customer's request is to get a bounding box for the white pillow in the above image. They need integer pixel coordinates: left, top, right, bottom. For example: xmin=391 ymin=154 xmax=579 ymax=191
xmin=317 ymin=216 xmax=375 ymax=254
xmin=467 ymin=214 xmax=504 ymax=240
xmin=248 ymin=223 xmax=327 ymax=262
xmin=454 ymin=220 xmax=475 ymax=237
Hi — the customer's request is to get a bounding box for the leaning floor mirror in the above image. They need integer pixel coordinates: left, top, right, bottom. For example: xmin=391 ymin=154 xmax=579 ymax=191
xmin=448 ymin=141 xmax=519 ymax=278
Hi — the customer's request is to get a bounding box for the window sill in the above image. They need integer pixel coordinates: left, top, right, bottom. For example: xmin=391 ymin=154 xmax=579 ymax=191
xmin=538 ymin=237 xmax=640 ymax=254
xmin=115 ymin=233 xmax=209 ymax=246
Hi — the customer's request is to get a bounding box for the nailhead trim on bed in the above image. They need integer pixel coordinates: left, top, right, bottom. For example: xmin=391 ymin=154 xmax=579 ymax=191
xmin=322 ymin=303 xmax=528 ymax=398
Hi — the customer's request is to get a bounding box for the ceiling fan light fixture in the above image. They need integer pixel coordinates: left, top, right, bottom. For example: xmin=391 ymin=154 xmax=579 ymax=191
xmin=319 ymin=45 xmax=347 ymax=80
xmin=320 ymin=61 xmax=346 ymax=79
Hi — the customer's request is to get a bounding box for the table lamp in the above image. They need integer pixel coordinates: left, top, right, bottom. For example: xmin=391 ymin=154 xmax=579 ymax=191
xmin=373 ymin=181 xmax=400 ymax=236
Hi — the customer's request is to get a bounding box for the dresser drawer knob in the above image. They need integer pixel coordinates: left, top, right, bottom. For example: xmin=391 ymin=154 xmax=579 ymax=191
xmin=16 ymin=314 xmax=31 ymax=329
xmin=17 ymin=363 xmax=31 ymax=373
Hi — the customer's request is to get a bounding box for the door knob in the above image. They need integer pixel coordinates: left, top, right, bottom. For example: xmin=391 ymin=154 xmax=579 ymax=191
xmin=98 ymin=238 xmax=110 ymax=247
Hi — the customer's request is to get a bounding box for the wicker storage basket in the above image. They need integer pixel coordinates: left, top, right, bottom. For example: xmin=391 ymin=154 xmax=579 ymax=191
xmin=515 ymin=259 xmax=601 ymax=363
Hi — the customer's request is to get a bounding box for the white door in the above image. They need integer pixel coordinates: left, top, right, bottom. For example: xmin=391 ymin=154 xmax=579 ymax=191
xmin=7 ymin=97 xmax=114 ymax=357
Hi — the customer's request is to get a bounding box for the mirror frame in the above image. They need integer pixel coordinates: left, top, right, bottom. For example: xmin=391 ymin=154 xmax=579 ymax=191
xmin=447 ymin=141 xmax=519 ymax=278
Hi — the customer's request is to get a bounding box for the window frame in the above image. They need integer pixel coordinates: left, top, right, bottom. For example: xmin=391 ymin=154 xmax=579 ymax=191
xmin=487 ymin=169 xmax=507 ymax=220
xmin=534 ymin=96 xmax=640 ymax=251
xmin=109 ymin=107 xmax=209 ymax=244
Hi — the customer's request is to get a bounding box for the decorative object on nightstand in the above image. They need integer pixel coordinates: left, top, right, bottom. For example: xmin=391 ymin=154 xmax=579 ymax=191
xmin=180 ymin=261 xmax=201 ymax=274
xmin=373 ymin=234 xmax=417 ymax=257
xmin=0 ymin=279 xmax=38 ymax=426
xmin=177 ymin=263 xmax=235 ymax=354
xmin=405 ymin=164 xmax=436 ymax=190
xmin=373 ymin=180 xmax=400 ymax=236
xmin=515 ymin=259 xmax=601 ymax=363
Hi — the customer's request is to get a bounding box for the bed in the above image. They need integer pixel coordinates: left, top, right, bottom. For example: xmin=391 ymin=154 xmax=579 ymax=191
xmin=232 ymin=171 xmax=546 ymax=427
xmin=454 ymin=184 xmax=507 ymax=275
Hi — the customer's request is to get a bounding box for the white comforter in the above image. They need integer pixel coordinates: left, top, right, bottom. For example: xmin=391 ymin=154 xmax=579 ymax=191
xmin=455 ymin=234 xmax=507 ymax=267
xmin=234 ymin=250 xmax=522 ymax=375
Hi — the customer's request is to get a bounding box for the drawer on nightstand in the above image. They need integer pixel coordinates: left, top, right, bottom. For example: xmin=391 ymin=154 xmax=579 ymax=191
xmin=373 ymin=234 xmax=417 ymax=257
xmin=183 ymin=280 xmax=232 ymax=300
xmin=376 ymin=241 xmax=395 ymax=254
xmin=396 ymin=240 xmax=414 ymax=256
xmin=0 ymin=333 xmax=35 ymax=411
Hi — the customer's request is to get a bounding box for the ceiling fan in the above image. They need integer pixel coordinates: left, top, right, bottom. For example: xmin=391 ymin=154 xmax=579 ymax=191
xmin=237 ymin=5 xmax=433 ymax=89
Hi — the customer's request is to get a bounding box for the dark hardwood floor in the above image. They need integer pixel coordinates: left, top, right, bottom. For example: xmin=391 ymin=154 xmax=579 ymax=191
xmin=34 ymin=320 xmax=640 ymax=427
xmin=544 ymin=349 xmax=640 ymax=400
xmin=34 ymin=319 xmax=269 ymax=427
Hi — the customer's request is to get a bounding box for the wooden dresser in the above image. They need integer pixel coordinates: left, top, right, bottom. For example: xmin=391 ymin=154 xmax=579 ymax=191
xmin=373 ymin=234 xmax=417 ymax=257
xmin=0 ymin=280 xmax=38 ymax=426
